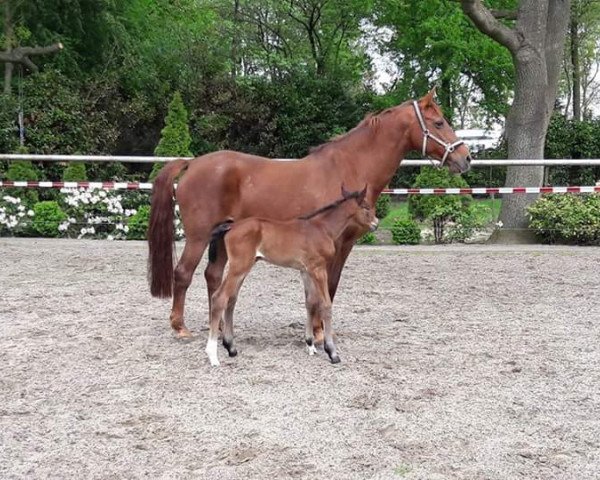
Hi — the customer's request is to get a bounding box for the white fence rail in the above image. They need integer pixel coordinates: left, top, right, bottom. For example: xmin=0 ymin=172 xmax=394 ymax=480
xmin=2 ymin=153 xmax=600 ymax=167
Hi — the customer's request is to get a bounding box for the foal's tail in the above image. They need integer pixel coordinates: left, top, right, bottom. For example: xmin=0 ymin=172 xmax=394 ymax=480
xmin=147 ymin=159 xmax=189 ymax=298
xmin=208 ymin=220 xmax=234 ymax=263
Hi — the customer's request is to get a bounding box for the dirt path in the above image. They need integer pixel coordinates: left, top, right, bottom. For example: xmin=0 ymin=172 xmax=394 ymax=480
xmin=1 ymin=239 xmax=599 ymax=479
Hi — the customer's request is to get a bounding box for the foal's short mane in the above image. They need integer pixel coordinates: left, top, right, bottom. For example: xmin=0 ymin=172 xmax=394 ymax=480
xmin=298 ymin=191 xmax=361 ymax=220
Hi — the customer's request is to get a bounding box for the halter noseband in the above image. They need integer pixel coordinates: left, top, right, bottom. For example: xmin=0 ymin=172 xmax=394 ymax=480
xmin=412 ymin=101 xmax=465 ymax=168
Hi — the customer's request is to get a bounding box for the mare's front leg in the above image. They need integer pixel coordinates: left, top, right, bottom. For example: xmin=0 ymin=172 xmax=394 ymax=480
xmin=170 ymin=238 xmax=208 ymax=338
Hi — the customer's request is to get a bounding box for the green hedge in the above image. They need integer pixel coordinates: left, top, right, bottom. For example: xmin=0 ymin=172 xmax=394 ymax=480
xmin=527 ymin=194 xmax=600 ymax=245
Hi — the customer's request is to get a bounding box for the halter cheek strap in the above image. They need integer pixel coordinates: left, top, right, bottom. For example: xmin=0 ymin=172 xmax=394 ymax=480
xmin=412 ymin=101 xmax=465 ymax=167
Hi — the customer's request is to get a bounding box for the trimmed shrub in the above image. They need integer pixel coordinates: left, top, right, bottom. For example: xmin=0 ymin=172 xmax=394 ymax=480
xmin=32 ymin=201 xmax=67 ymax=237
xmin=391 ymin=218 xmax=421 ymax=245
xmin=63 ymin=162 xmax=88 ymax=181
xmin=127 ymin=205 xmax=150 ymax=240
xmin=375 ymin=194 xmax=391 ymax=219
xmin=4 ymin=160 xmax=40 ymax=206
xmin=527 ymin=194 xmax=600 ymax=245
xmin=356 ymin=231 xmax=376 ymax=245
xmin=151 ymin=91 xmax=193 ymax=180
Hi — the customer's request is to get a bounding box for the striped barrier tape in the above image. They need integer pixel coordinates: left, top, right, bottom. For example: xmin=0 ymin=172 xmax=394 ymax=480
xmin=1 ymin=180 xmax=600 ymax=195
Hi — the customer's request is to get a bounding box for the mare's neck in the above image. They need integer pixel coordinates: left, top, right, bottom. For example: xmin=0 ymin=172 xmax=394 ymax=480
xmin=320 ymin=107 xmax=414 ymax=204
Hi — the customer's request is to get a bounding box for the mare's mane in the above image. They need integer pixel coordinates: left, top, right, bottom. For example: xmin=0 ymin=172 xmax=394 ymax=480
xmin=309 ymin=108 xmax=390 ymax=154
xmin=298 ymin=191 xmax=361 ymax=220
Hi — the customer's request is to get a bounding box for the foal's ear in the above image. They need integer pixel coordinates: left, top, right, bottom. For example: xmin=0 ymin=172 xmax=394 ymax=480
xmin=341 ymin=184 xmax=350 ymax=198
xmin=358 ymin=184 xmax=368 ymax=202
xmin=420 ymin=87 xmax=437 ymax=107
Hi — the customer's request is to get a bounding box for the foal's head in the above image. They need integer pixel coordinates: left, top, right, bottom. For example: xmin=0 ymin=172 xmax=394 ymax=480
xmin=341 ymin=185 xmax=379 ymax=233
xmin=405 ymin=88 xmax=472 ymax=174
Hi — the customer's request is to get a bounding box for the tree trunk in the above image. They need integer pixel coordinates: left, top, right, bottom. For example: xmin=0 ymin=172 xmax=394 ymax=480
xmin=571 ymin=14 xmax=581 ymax=120
xmin=3 ymin=0 xmax=13 ymax=96
xmin=461 ymin=0 xmax=571 ymax=242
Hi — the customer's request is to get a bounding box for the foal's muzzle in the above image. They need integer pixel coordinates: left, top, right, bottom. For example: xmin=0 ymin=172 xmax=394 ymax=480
xmin=370 ymin=218 xmax=379 ymax=232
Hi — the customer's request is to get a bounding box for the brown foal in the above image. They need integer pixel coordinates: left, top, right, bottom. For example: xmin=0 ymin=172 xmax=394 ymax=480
xmin=204 ymin=186 xmax=377 ymax=366
xmin=148 ymin=88 xmax=471 ymax=343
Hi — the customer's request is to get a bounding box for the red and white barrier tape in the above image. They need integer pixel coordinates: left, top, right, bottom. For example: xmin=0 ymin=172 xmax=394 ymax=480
xmin=1 ymin=180 xmax=599 ymax=195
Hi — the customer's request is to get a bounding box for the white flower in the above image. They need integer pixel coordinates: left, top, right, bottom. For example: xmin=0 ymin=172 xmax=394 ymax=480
xmin=17 ymin=205 xmax=25 ymax=212
xmin=123 ymin=225 xmax=129 ymax=233
xmin=80 ymin=227 xmax=87 ymax=235
xmin=17 ymin=211 xmax=25 ymax=218
xmin=27 ymin=210 xmax=34 ymax=217
xmin=107 ymin=235 xmax=114 ymax=241
xmin=88 ymin=226 xmax=95 ymax=235
xmin=495 ymin=221 xmax=504 ymax=228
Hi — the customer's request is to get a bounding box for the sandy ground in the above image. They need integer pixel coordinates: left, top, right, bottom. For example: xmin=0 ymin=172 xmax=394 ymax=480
xmin=1 ymin=238 xmax=599 ymax=480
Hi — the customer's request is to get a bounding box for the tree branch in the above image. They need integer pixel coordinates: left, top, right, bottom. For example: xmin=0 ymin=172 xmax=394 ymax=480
xmin=460 ymin=0 xmax=520 ymax=53
xmin=491 ymin=9 xmax=517 ymax=20
xmin=19 ymin=42 xmax=63 ymax=57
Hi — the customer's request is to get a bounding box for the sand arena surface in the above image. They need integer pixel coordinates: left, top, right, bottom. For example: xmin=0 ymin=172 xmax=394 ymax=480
xmin=1 ymin=238 xmax=599 ymax=479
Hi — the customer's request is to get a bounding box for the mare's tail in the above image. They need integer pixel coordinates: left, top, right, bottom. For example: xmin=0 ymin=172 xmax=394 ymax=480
xmin=147 ymin=159 xmax=189 ymax=298
xmin=208 ymin=220 xmax=234 ymax=263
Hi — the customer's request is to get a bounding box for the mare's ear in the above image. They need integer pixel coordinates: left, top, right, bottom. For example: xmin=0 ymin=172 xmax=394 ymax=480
xmin=419 ymin=87 xmax=437 ymax=108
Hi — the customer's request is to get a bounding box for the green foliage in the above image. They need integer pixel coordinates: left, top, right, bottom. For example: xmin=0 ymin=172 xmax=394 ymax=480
xmin=375 ymin=195 xmax=391 ymax=219
xmin=391 ymin=218 xmax=421 ymax=245
xmin=527 ymin=194 xmax=600 ymax=245
xmin=375 ymin=0 xmax=514 ymax=124
xmin=545 ymin=114 xmax=600 ymax=185
xmin=62 ymin=163 xmax=88 ymax=181
xmin=32 ymin=201 xmax=66 ymax=237
xmin=356 ymin=231 xmax=377 ymax=245
xmin=127 ymin=205 xmax=150 ymax=240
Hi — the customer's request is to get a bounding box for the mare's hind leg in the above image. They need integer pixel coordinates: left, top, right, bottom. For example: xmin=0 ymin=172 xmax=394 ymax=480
xmin=170 ymin=238 xmax=208 ymax=338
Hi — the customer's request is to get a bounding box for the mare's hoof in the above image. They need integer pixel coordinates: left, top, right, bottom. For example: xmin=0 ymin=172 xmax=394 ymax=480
xmin=330 ymin=355 xmax=341 ymax=364
xmin=228 ymin=348 xmax=238 ymax=357
xmin=176 ymin=328 xmax=193 ymax=339
xmin=306 ymin=344 xmax=318 ymax=356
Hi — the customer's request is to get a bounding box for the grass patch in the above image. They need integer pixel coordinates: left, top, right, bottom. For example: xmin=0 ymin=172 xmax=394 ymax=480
xmin=380 ymin=198 xmax=502 ymax=230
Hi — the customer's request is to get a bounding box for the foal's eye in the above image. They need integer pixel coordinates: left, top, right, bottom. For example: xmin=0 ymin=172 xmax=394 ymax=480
xmin=434 ymin=120 xmax=445 ymax=129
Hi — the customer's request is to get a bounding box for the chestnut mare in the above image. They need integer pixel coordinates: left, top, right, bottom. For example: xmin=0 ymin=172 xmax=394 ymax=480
xmin=205 ymin=185 xmax=377 ymax=366
xmin=148 ymin=89 xmax=471 ymax=341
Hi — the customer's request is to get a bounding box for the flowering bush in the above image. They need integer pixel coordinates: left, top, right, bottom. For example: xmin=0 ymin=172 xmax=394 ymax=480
xmin=0 ymin=195 xmax=34 ymax=236
xmin=1 ymin=187 xmax=185 ymax=240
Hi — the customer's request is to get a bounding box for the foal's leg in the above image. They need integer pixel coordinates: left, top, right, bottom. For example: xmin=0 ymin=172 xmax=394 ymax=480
xmin=221 ymin=275 xmax=247 ymax=357
xmin=204 ymin=238 xmax=228 ymax=312
xmin=311 ymin=267 xmax=340 ymax=364
xmin=301 ymin=272 xmax=319 ymax=356
xmin=311 ymin=240 xmax=355 ymax=343
xmin=170 ymin=238 xmax=208 ymax=338
xmin=206 ymin=256 xmax=254 ymax=366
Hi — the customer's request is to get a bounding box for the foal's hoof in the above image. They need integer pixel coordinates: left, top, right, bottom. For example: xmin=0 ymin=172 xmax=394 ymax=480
xmin=330 ymin=355 xmax=341 ymax=364
xmin=227 ymin=348 xmax=238 ymax=357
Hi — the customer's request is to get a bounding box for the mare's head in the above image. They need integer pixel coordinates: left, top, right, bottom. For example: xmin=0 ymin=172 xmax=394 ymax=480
xmin=405 ymin=88 xmax=471 ymax=174
xmin=341 ymin=185 xmax=379 ymax=233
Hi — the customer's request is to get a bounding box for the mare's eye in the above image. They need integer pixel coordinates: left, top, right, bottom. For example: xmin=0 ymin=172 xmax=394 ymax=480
xmin=434 ymin=120 xmax=444 ymax=129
